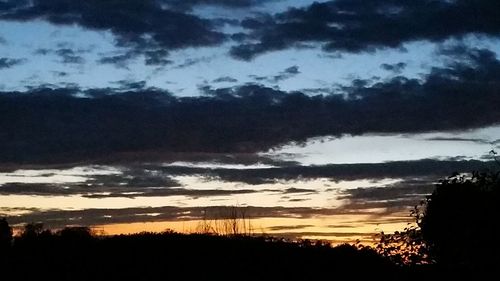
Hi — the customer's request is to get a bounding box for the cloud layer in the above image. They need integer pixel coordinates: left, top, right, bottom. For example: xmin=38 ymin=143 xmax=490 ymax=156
xmin=1 ymin=46 xmax=499 ymax=163
xmin=232 ymin=0 xmax=500 ymax=59
xmin=0 ymin=0 xmax=225 ymax=65
xmin=3 ymin=0 xmax=499 ymax=63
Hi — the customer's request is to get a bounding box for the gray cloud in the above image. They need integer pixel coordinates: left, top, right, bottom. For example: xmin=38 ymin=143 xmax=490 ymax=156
xmin=267 ymin=224 xmax=314 ymax=231
xmin=0 ymin=167 xmax=181 ymax=198
xmin=175 ymin=56 xmax=214 ymax=69
xmin=271 ymin=65 xmax=300 ymax=82
xmin=35 ymin=47 xmax=87 ymax=65
xmin=250 ymin=65 xmax=301 ymax=83
xmin=425 ymin=137 xmax=492 ymax=144
xmin=338 ymin=179 xmax=436 ymax=202
xmin=380 ymin=62 xmax=407 ymax=74
xmin=51 ymin=71 xmax=69 ymax=77
xmin=112 ymin=80 xmax=148 ymax=90
xmin=97 ymin=51 xmax=137 ymax=69
xmin=282 ymin=187 xmax=317 ymax=194
xmin=144 ymin=49 xmax=173 ymax=66
xmin=55 ymin=48 xmax=85 ymax=64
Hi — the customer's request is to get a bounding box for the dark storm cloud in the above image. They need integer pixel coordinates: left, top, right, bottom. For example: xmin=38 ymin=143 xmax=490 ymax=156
xmin=231 ymin=0 xmax=500 ymax=60
xmin=1 ymin=47 xmax=500 ymax=164
xmin=380 ymin=62 xmax=407 ymax=74
xmin=0 ymin=0 xmax=225 ymax=62
xmin=55 ymin=48 xmax=85 ymax=64
xmin=0 ymin=57 xmax=25 ymax=69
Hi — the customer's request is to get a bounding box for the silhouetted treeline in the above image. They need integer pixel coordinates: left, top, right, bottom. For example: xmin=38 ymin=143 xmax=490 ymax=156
xmin=0 ymin=225 xmax=406 ymax=281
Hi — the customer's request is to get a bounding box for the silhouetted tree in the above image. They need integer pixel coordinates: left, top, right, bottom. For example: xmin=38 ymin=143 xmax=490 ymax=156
xmin=378 ymin=152 xmax=500 ymax=270
xmin=20 ymin=222 xmax=46 ymax=240
xmin=0 ymin=218 xmax=12 ymax=251
xmin=58 ymin=226 xmax=93 ymax=240
xmin=421 ymin=170 xmax=500 ymax=270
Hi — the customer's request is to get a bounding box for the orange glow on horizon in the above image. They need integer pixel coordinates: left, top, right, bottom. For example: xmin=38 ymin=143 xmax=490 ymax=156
xmin=92 ymin=215 xmax=411 ymax=245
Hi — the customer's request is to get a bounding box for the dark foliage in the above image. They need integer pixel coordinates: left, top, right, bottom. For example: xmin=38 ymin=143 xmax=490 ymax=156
xmin=421 ymin=170 xmax=500 ymax=271
xmin=0 ymin=218 xmax=12 ymax=251
xmin=375 ymin=200 xmax=431 ymax=267
xmin=377 ymin=156 xmax=500 ymax=277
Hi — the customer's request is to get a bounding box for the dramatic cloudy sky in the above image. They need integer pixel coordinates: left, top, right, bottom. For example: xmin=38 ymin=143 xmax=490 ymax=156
xmin=1 ymin=0 xmax=500 ymax=243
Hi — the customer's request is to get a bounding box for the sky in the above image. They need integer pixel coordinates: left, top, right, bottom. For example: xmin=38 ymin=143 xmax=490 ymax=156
xmin=1 ymin=0 xmax=500 ymax=243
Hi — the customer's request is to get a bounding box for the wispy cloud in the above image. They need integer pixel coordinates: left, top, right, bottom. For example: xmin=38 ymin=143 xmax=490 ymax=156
xmin=0 ymin=57 xmax=26 ymax=69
